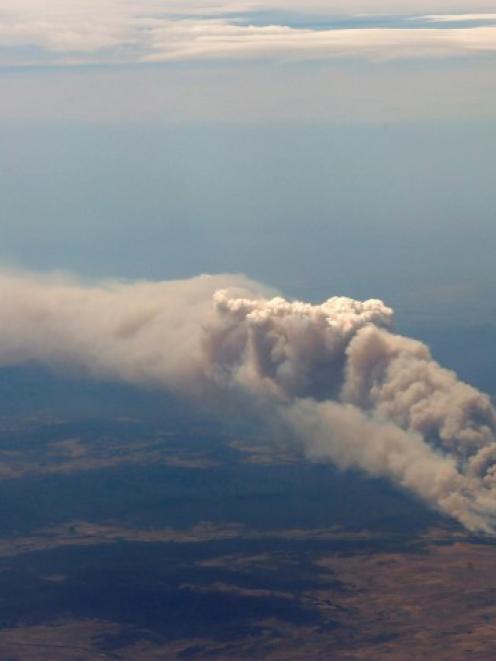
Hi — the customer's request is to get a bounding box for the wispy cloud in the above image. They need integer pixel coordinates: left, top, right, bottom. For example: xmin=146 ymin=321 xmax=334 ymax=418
xmin=143 ymin=23 xmax=496 ymax=63
xmin=0 ymin=1 xmax=496 ymax=67
xmin=420 ymin=13 xmax=496 ymax=23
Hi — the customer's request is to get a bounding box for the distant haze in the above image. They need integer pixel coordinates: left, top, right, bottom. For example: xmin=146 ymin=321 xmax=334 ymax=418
xmin=1 ymin=122 xmax=495 ymax=329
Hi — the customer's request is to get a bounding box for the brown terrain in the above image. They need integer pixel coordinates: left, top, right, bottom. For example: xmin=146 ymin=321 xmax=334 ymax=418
xmin=0 ymin=411 xmax=495 ymax=660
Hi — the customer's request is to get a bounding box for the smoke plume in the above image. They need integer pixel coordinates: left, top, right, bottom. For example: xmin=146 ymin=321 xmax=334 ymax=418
xmin=1 ymin=269 xmax=496 ymax=533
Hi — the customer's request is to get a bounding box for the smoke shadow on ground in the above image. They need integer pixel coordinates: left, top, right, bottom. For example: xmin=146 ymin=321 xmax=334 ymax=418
xmin=0 ymin=540 xmax=334 ymax=644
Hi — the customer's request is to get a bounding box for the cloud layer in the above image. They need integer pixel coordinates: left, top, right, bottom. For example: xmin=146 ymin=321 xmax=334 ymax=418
xmin=1 ymin=1 xmax=496 ymax=66
xmin=2 ymin=269 xmax=496 ymax=533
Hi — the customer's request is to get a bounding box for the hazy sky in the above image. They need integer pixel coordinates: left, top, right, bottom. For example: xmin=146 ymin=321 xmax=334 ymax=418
xmin=1 ymin=1 xmax=495 ymax=327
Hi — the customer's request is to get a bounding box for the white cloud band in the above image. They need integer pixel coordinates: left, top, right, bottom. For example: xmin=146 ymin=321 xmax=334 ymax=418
xmin=1 ymin=1 xmax=496 ymax=66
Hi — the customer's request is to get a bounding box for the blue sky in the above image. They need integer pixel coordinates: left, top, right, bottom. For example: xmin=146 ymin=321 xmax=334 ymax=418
xmin=0 ymin=1 xmax=495 ymax=329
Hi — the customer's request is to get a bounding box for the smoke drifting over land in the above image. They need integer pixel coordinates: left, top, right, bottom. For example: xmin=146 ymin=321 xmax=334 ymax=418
xmin=1 ymin=269 xmax=496 ymax=533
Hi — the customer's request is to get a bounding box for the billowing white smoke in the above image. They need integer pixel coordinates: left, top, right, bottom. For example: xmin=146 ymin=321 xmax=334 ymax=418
xmin=1 ymin=269 xmax=496 ymax=533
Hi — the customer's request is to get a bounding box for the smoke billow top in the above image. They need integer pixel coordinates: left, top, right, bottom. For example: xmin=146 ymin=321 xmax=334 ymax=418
xmin=1 ymin=269 xmax=496 ymax=533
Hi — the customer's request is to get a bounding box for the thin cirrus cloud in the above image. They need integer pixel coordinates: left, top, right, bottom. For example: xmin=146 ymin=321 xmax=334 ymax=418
xmin=143 ymin=23 xmax=496 ymax=63
xmin=1 ymin=1 xmax=496 ymax=66
xmin=420 ymin=13 xmax=496 ymax=22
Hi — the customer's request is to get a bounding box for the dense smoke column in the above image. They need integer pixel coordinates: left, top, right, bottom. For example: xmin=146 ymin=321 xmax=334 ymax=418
xmin=207 ymin=291 xmax=394 ymax=399
xmin=1 ymin=269 xmax=496 ymax=532
xmin=209 ymin=290 xmax=496 ymax=532
xmin=342 ymin=326 xmax=496 ymax=472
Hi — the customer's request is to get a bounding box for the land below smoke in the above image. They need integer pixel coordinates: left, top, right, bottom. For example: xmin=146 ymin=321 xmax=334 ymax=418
xmin=1 ymin=379 xmax=496 ymax=660
xmin=1 ymin=529 xmax=496 ymax=660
